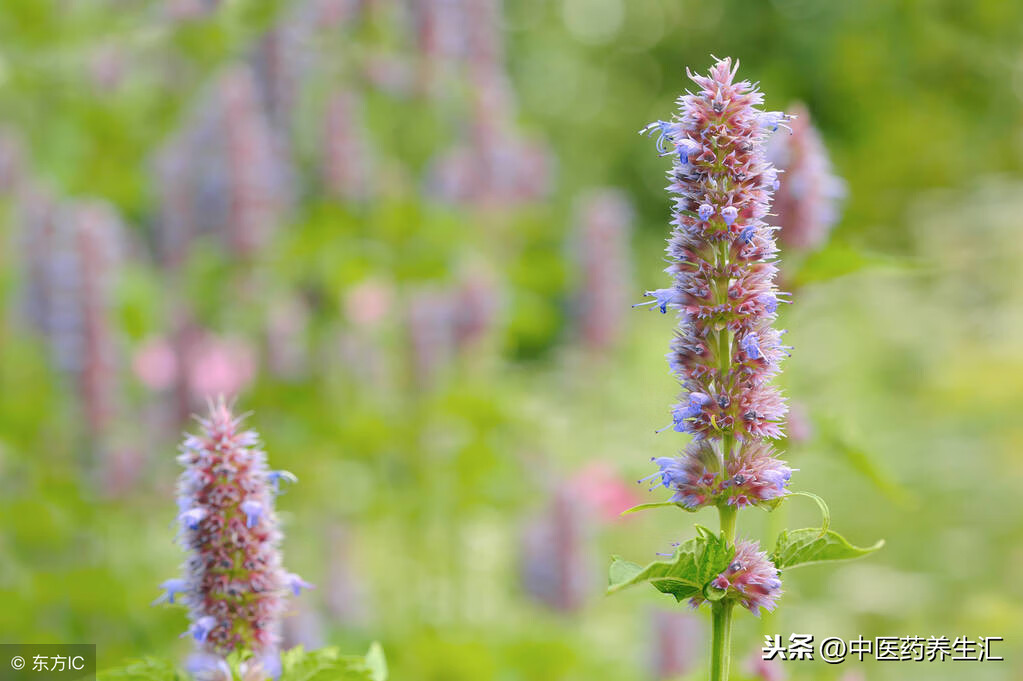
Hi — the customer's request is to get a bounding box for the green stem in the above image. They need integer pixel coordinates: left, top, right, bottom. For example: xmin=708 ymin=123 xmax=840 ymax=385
xmin=710 ymin=504 xmax=738 ymax=681
xmin=718 ymin=504 xmax=737 ymax=544
xmin=710 ymin=600 xmax=734 ymax=681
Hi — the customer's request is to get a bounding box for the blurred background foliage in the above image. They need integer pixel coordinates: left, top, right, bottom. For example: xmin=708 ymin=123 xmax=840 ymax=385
xmin=0 ymin=0 xmax=1022 ymax=680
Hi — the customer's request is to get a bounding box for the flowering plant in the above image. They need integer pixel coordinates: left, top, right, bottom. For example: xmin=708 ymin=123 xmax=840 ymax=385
xmin=607 ymin=58 xmax=881 ymax=681
xmin=96 ymin=398 xmax=387 ymax=681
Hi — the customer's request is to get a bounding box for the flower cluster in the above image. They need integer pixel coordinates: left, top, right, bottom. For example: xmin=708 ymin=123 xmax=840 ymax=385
xmin=156 ymin=398 xmax=308 ymax=678
xmin=689 ymin=540 xmax=782 ymax=616
xmin=646 ymin=441 xmax=792 ymax=510
xmin=638 ymin=58 xmax=790 ymax=615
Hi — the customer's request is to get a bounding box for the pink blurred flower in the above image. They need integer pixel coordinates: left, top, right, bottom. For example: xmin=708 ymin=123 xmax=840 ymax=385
xmin=0 ymin=128 xmax=24 ymax=194
xmin=345 ymin=279 xmax=394 ymax=329
xmin=166 ymin=0 xmax=221 ymax=21
xmin=571 ymin=188 xmax=633 ymax=351
xmin=649 ymin=610 xmax=703 ymax=679
xmin=221 ymin=65 xmax=290 ymax=256
xmin=451 ymin=267 xmax=502 ymax=352
xmin=266 ymin=297 xmax=310 ymax=380
xmin=323 ymin=90 xmax=376 ymax=202
xmin=745 ymin=648 xmax=786 ymax=681
xmin=786 ymin=401 xmax=813 ymax=443
xmin=570 ymin=462 xmax=642 ymax=523
xmin=520 ymin=487 xmax=593 ymax=612
xmin=767 ymin=103 xmax=845 ymax=254
xmin=186 ymin=335 xmax=257 ymax=400
xmin=89 ymin=45 xmax=125 ymax=93
xmin=133 ymin=337 xmax=179 ymax=391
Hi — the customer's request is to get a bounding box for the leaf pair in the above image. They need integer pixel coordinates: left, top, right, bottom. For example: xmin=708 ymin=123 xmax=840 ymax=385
xmin=608 ymin=526 xmax=883 ymax=599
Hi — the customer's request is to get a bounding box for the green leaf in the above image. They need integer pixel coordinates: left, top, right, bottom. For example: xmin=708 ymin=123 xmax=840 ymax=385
xmin=279 ymin=646 xmax=382 ymax=681
xmin=815 ymin=416 xmax=917 ymax=508
xmin=788 ymin=491 xmax=831 ymax=534
xmin=793 ymin=243 xmax=919 ymax=286
xmin=607 ymin=528 xmax=733 ymax=602
xmin=365 ymin=642 xmax=388 ymax=681
xmin=608 ymin=555 xmax=644 ymax=584
xmin=619 ymin=501 xmax=695 ymax=516
xmin=772 ymin=528 xmax=884 ymax=570
xmin=97 ymin=658 xmax=187 ymax=681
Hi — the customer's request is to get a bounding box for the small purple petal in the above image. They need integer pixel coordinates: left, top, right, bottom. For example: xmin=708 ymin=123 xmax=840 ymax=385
xmin=179 ymin=507 xmax=207 ymax=530
xmin=721 ymin=206 xmax=738 ymax=226
xmin=284 ymin=572 xmax=314 ymax=596
xmin=240 ymin=500 xmax=263 ymax=528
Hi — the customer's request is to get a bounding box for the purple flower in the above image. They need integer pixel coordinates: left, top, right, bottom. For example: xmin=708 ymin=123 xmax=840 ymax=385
xmin=690 ymin=540 xmax=782 ymax=616
xmin=676 ymin=138 xmax=700 ymax=165
xmin=267 ymin=470 xmax=298 ymax=495
xmin=698 ymin=204 xmax=714 ymax=221
xmin=739 ymin=332 xmax=762 ymax=360
xmin=240 ymin=499 xmax=263 ymax=528
xmin=641 ymin=121 xmax=675 ymax=155
xmin=179 ymin=507 xmax=207 ymax=530
xmin=647 ymin=441 xmax=792 ymax=510
xmin=640 ymin=456 xmax=688 ymax=490
xmin=635 ymin=287 xmax=679 ymax=314
xmin=758 ymin=294 xmax=779 ymax=314
xmin=185 ymin=616 xmax=218 ymax=643
xmin=757 ymin=111 xmax=791 ymax=132
xmin=155 ymin=578 xmax=188 ymax=605
xmin=721 ymin=206 xmax=738 ymax=226
xmin=284 ymin=572 xmax=315 ymax=596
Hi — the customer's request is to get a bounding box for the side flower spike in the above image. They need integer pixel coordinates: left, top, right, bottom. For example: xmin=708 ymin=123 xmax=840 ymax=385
xmin=161 ymin=397 xmax=303 ymax=676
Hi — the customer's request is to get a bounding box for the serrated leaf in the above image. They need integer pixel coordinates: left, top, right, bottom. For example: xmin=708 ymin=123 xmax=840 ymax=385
xmin=607 ymin=531 xmax=733 ymax=602
xmin=620 ymin=501 xmax=695 ymax=516
xmin=772 ymin=528 xmax=884 ymax=570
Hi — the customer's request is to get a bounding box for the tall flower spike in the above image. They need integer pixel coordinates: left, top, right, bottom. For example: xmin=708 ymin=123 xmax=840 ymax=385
xmin=639 ymin=57 xmax=789 ymax=613
xmin=159 ymin=398 xmax=310 ymax=676
xmin=640 ymin=57 xmax=791 ymax=452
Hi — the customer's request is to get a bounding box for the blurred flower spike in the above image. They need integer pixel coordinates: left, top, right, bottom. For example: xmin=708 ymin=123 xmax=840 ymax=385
xmin=156 ymin=397 xmax=309 ymax=679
